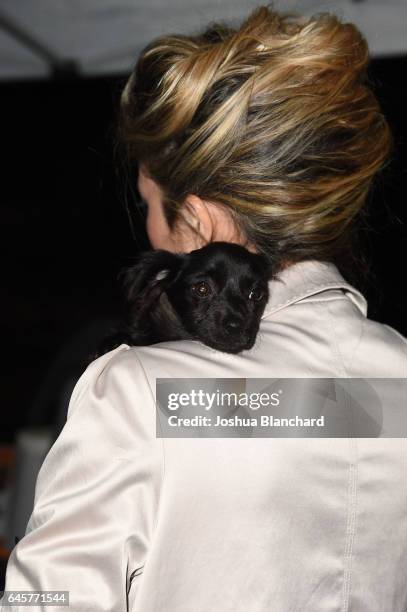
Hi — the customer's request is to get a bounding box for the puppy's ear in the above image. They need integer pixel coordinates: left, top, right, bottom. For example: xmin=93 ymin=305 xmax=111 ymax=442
xmin=253 ymin=253 xmax=274 ymax=280
xmin=119 ymin=249 xmax=185 ymax=303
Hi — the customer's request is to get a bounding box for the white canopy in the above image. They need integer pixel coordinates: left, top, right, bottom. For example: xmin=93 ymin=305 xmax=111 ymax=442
xmin=1 ymin=0 xmax=406 ymax=80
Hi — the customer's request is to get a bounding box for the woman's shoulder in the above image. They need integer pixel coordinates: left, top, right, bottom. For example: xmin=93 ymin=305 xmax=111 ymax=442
xmin=354 ymin=316 xmax=407 ymax=376
xmin=308 ymin=294 xmax=407 ymax=376
xmin=68 ymin=344 xmax=143 ymax=417
xmin=66 ymin=344 xmax=160 ymax=444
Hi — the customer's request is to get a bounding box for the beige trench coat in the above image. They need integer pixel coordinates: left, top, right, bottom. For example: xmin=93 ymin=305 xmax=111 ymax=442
xmin=2 ymin=258 xmax=407 ymax=611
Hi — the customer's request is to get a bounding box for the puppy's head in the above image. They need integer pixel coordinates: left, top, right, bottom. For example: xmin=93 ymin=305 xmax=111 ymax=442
xmin=120 ymin=241 xmax=272 ymax=353
xmin=165 ymin=242 xmax=272 ymax=353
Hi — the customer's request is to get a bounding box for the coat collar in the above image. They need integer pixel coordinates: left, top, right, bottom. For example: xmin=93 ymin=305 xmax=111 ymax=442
xmin=261 ymin=259 xmax=368 ymax=319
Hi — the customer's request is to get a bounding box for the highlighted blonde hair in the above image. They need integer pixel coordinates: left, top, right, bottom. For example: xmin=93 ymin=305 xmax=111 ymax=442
xmin=119 ymin=3 xmax=393 ymax=274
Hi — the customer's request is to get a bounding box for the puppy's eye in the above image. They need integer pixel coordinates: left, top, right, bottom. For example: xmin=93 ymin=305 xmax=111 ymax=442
xmin=248 ymin=288 xmax=265 ymax=301
xmin=192 ymin=281 xmax=211 ymax=297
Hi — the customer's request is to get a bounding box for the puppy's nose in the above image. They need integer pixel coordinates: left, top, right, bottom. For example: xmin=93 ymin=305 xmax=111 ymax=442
xmin=223 ymin=315 xmax=244 ymax=333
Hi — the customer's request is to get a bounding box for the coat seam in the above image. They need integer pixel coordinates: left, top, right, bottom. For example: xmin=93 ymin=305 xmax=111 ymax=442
xmin=341 ymin=438 xmax=359 ymax=612
xmin=346 ymin=316 xmax=366 ymax=376
xmin=316 ymin=301 xmax=348 ymax=378
xmin=317 ymin=302 xmax=359 ymax=612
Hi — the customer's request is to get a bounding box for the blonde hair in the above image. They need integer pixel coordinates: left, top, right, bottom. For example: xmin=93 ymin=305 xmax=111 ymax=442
xmin=118 ymin=3 xmax=393 ymax=274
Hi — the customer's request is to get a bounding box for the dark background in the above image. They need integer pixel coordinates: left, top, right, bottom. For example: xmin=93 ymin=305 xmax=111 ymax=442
xmin=1 ymin=55 xmax=407 ymax=442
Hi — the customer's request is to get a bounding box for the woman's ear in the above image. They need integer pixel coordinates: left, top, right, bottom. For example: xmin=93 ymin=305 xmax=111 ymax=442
xmin=178 ymin=195 xmax=214 ymax=248
xmin=119 ymin=249 xmax=186 ymax=303
xmin=181 ymin=195 xmax=250 ymax=249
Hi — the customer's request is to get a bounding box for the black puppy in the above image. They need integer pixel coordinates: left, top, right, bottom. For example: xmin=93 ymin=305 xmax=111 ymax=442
xmin=94 ymin=241 xmax=272 ymax=357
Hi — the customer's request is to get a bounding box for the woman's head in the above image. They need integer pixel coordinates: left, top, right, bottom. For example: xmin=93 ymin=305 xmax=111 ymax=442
xmin=119 ymin=3 xmax=393 ymax=274
xmin=136 ymin=163 xmax=253 ymax=252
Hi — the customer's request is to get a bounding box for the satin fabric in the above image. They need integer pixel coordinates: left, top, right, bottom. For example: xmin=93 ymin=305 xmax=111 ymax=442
xmin=2 ymin=259 xmax=407 ymax=611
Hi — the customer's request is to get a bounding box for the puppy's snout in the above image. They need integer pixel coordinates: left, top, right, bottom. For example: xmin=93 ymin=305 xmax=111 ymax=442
xmin=223 ymin=314 xmax=244 ymax=334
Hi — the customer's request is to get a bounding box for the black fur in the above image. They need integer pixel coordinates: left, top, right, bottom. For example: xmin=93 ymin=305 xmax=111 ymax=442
xmin=93 ymin=241 xmax=273 ymax=357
